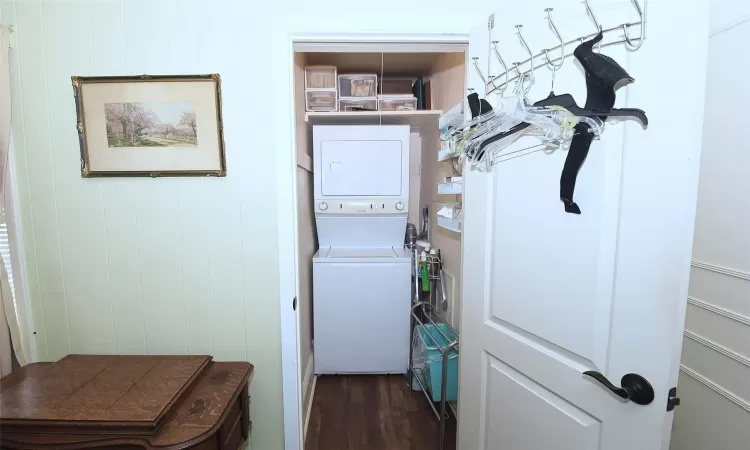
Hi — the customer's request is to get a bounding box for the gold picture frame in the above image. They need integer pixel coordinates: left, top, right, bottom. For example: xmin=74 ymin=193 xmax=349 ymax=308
xmin=72 ymin=74 xmax=226 ymax=177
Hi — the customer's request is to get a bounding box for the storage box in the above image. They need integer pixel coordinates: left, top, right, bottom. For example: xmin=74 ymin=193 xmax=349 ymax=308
xmin=306 ymin=90 xmax=337 ymax=112
xmin=379 ymin=96 xmax=417 ymax=111
xmin=305 ymin=66 xmax=337 ymax=89
xmin=381 ymin=78 xmax=414 ymax=95
xmin=416 ymin=324 xmax=458 ymax=401
xmin=339 ymin=97 xmax=378 ymax=112
xmin=338 ymin=74 xmax=378 ymax=97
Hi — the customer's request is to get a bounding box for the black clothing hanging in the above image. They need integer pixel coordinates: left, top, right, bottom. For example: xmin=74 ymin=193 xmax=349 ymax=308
xmin=467 ymin=92 xmax=494 ymax=118
xmin=470 ymin=32 xmax=647 ymax=214
xmin=560 ymin=31 xmax=642 ymax=214
xmin=458 ymin=33 xmax=648 ymax=214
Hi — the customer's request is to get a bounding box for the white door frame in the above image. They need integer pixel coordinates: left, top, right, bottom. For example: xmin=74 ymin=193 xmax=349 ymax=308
xmin=277 ymin=32 xmax=469 ymax=450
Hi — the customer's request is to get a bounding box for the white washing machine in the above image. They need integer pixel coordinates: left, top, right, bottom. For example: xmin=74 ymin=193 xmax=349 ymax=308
xmin=313 ymin=247 xmax=411 ymax=374
xmin=312 ymin=125 xmax=412 ymax=375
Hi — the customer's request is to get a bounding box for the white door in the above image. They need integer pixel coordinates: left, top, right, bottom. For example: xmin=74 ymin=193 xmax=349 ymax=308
xmin=458 ymin=2 xmax=710 ymax=450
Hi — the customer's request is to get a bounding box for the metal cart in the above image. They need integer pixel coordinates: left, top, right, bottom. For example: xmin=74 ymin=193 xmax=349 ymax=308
xmin=407 ymin=246 xmax=459 ymax=450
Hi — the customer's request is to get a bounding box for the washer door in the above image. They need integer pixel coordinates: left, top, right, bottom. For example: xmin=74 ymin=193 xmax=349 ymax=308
xmin=313 ymin=260 xmax=410 ymax=374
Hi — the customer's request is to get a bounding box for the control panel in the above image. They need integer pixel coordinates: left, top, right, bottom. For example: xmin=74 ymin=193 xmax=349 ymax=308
xmin=317 ymin=199 xmax=407 ymax=215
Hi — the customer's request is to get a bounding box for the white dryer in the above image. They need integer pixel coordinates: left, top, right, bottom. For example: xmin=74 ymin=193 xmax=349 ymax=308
xmin=312 ymin=125 xmax=410 ymax=217
xmin=312 ymin=125 xmax=411 ymax=375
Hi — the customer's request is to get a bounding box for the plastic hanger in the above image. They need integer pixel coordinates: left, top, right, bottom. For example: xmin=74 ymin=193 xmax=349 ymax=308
xmin=533 ymin=92 xmax=648 ymax=126
xmin=474 ymin=31 xmax=648 ymax=165
xmin=471 ymin=78 xmax=586 ymax=159
xmin=464 ymin=80 xmax=534 ymax=163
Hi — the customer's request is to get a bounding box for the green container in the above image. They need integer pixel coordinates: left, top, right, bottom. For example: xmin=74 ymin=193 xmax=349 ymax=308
xmin=418 ymin=324 xmax=458 ymax=401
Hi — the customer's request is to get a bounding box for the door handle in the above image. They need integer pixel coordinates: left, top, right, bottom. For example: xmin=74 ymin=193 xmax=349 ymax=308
xmin=583 ymin=371 xmax=655 ymax=406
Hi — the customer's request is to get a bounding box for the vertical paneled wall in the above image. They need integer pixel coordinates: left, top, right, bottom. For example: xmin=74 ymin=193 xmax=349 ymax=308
xmin=671 ymin=4 xmax=750 ymax=448
xmin=0 ymin=1 xmax=282 ymax=448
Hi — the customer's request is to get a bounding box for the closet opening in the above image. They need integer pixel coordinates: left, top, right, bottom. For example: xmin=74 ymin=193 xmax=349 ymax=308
xmin=292 ymin=40 xmax=467 ymax=450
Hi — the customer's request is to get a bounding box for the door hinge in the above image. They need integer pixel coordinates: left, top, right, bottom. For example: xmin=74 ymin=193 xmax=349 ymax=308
xmin=488 ymin=14 xmax=495 ymax=30
xmin=292 ymin=297 xmax=297 ymax=311
xmin=667 ymin=387 xmax=681 ymax=411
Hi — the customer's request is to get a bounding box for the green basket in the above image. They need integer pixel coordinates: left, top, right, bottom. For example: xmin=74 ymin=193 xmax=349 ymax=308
xmin=417 ymin=324 xmax=458 ymax=402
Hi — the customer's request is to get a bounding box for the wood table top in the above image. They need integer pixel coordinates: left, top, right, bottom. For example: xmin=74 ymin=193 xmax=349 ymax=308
xmin=1 ymin=358 xmax=254 ymax=449
xmin=0 ymin=354 xmax=213 ymax=435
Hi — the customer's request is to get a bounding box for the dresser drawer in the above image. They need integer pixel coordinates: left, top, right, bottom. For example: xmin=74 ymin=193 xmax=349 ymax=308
xmin=218 ymin=397 xmax=244 ymax=449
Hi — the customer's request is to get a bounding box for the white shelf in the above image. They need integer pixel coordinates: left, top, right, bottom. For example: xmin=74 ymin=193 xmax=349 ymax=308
xmin=438 ymin=147 xmax=461 ymax=161
xmin=437 ymin=216 xmax=462 ymax=233
xmin=436 ymin=202 xmax=462 ymax=234
xmin=439 ymin=101 xmax=464 ymax=130
xmin=438 ymin=181 xmax=462 ymax=195
xmin=305 ymin=110 xmax=442 ymax=128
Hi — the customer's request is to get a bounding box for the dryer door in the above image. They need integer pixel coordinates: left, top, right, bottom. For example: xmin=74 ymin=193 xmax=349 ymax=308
xmin=320 ymin=139 xmax=404 ymax=197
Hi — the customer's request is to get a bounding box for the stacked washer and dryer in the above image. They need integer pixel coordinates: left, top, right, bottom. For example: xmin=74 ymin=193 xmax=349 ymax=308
xmin=312 ymin=125 xmax=412 ymax=375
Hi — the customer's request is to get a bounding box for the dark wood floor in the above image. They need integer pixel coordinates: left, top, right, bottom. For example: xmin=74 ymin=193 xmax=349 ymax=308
xmin=305 ymin=375 xmax=456 ymax=450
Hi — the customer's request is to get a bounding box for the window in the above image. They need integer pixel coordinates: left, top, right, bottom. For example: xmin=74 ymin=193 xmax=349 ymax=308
xmin=0 ymin=209 xmax=15 ymax=305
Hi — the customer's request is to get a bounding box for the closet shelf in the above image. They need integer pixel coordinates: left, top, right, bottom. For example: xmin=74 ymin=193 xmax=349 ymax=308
xmin=437 ymin=181 xmax=462 ymax=195
xmin=305 ymin=110 xmax=442 ymax=128
xmin=437 ymin=216 xmax=462 ymax=233
xmin=436 ymin=202 xmax=462 ymax=233
xmin=437 ymin=148 xmax=461 ymax=162
xmin=439 ymin=101 xmax=464 ymax=130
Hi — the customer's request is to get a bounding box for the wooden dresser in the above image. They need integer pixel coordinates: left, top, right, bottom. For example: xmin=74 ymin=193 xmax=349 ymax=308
xmin=0 ymin=354 xmax=253 ymax=449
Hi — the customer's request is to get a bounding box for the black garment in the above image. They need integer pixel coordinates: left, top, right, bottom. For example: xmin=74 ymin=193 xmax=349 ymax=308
xmin=467 ymin=92 xmax=493 ymax=118
xmin=560 ymin=32 xmax=634 ymax=214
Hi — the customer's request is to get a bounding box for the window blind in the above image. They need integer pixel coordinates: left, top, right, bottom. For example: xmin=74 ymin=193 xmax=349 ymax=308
xmin=0 ymin=210 xmax=16 ymax=304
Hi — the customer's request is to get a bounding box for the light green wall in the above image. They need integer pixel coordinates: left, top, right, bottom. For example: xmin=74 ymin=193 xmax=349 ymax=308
xmin=0 ymin=1 xmax=499 ymax=449
xmin=2 ymin=1 xmax=283 ymax=447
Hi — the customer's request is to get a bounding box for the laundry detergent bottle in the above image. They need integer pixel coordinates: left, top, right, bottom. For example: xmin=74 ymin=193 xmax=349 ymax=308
xmin=421 ymin=251 xmax=430 ymax=293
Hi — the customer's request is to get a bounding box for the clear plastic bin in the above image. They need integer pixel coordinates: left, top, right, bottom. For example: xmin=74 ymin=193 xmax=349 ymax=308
xmin=305 ymin=66 xmax=337 ymax=89
xmin=339 ymin=97 xmax=378 ymax=112
xmin=338 ymin=74 xmax=378 ymax=97
xmin=379 ymin=96 xmax=417 ymax=111
xmin=305 ymin=90 xmax=337 ymax=112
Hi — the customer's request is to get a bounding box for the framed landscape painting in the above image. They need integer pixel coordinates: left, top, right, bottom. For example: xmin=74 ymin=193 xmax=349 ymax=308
xmin=72 ymin=74 xmax=226 ymax=177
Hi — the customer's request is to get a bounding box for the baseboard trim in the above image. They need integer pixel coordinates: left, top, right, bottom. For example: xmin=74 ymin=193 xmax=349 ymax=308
xmin=687 ymin=296 xmax=750 ymax=327
xmin=302 ymin=352 xmax=316 ymax=440
xmin=304 ymin=374 xmax=317 ymax=439
xmin=680 ymin=364 xmax=750 ymax=413
xmin=691 ymin=260 xmax=750 ymax=281
xmin=684 ymin=329 xmax=750 ymax=369
xmin=711 ymin=15 xmax=750 ymax=37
